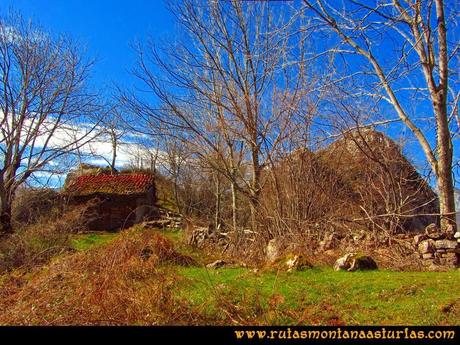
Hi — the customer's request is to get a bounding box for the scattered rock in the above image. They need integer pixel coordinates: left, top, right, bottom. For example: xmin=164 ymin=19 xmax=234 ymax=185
xmin=416 ymin=231 xmax=460 ymax=269
xmin=142 ymin=208 xmax=183 ymax=230
xmin=285 ymin=254 xmax=313 ymax=272
xmin=444 ymin=224 xmax=456 ymax=238
xmin=205 ymin=259 xmax=246 ymax=269
xmin=414 ymin=234 xmax=427 ymax=246
xmin=425 ymin=223 xmax=438 ymax=234
xmin=319 ymin=233 xmax=339 ymax=251
xmin=418 ymin=240 xmax=435 ymax=254
xmin=206 ymin=259 xmax=227 ymax=269
xmin=425 ymin=224 xmax=441 ymax=239
xmin=454 ymin=231 xmax=460 ymax=242
xmin=266 ymin=238 xmax=281 ymax=263
xmin=434 ymin=239 xmax=457 ymax=250
xmin=440 ymin=252 xmax=457 ymax=258
xmin=188 ymin=224 xmax=232 ymax=249
xmin=143 ymin=219 xmax=172 ymax=228
xmin=189 ymin=226 xmax=208 ymax=248
xmin=333 ymin=253 xmax=377 ymax=272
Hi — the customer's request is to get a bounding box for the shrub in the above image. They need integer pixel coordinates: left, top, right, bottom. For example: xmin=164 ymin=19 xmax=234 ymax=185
xmin=0 ymin=230 xmax=200 ymax=325
xmin=0 ymin=204 xmax=91 ymax=273
xmin=12 ymin=188 xmax=63 ymax=227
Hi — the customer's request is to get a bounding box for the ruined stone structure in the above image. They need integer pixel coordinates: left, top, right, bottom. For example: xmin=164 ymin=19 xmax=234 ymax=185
xmin=261 ymin=129 xmax=439 ymax=235
xmin=415 ymin=225 xmax=460 ymax=269
xmin=64 ymin=172 xmax=157 ymax=231
xmin=319 ymin=129 xmax=439 ymax=232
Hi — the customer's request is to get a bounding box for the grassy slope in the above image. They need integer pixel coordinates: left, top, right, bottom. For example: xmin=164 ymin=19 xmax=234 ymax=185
xmin=178 ymin=267 xmax=460 ymax=325
xmin=65 ymin=229 xmax=460 ymax=326
xmin=71 ymin=232 xmax=119 ymax=251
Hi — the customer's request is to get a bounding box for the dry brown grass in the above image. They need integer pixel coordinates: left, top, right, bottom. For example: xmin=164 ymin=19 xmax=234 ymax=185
xmin=0 ymin=230 xmax=200 ymax=325
xmin=12 ymin=188 xmax=62 ymax=226
xmin=0 ymin=204 xmax=94 ymax=273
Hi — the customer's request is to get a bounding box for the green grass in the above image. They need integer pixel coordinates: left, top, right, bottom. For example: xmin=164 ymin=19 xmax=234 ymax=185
xmin=160 ymin=228 xmax=183 ymax=242
xmin=71 ymin=227 xmax=187 ymax=251
xmin=71 ymin=232 xmax=119 ymax=251
xmin=175 ymin=266 xmax=460 ymax=325
xmin=57 ymin=227 xmax=460 ymax=325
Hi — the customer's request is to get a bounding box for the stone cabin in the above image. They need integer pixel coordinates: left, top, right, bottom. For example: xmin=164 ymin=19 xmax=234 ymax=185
xmin=64 ymin=173 xmax=157 ymax=231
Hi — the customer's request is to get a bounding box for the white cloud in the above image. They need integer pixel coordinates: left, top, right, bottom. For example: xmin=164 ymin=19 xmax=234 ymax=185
xmin=0 ymin=109 xmax=167 ymax=189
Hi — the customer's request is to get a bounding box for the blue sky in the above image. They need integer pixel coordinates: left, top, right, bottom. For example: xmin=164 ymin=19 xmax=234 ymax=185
xmin=1 ymin=0 xmax=173 ymax=90
xmin=1 ymin=0 xmax=458 ymax=187
xmin=0 ymin=0 xmax=175 ymax=186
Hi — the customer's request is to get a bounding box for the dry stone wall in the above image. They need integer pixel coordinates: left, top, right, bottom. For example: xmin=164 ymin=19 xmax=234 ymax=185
xmin=415 ymin=225 xmax=460 ymax=269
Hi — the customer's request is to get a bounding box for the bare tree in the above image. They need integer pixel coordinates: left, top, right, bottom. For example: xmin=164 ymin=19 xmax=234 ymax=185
xmin=0 ymin=13 xmax=100 ymax=235
xmin=301 ymin=0 xmax=459 ymax=231
xmin=88 ymin=104 xmax=127 ymax=173
xmin=121 ymin=0 xmax=312 ymax=231
xmin=162 ymin=140 xmax=189 ymax=215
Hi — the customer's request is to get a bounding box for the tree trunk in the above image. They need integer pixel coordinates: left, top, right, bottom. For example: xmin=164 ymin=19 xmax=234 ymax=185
xmin=231 ymin=180 xmax=237 ymax=231
xmin=150 ymin=151 xmax=158 ymax=175
xmin=249 ymin=192 xmax=260 ymax=232
xmin=436 ymin=120 xmax=456 ymax=230
xmin=110 ymin=131 xmax=117 ymax=173
xmin=250 ymin=146 xmax=261 ymax=231
xmin=434 ymin=85 xmax=457 ymax=231
xmin=172 ymin=176 xmax=182 ymax=215
xmin=0 ymin=199 xmax=13 ymax=236
xmin=438 ymin=170 xmax=456 ymax=230
xmin=214 ymin=173 xmax=221 ymax=232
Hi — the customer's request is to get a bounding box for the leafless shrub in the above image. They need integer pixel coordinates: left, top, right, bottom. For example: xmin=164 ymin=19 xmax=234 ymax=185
xmin=0 ymin=202 xmax=94 ymax=273
xmin=259 ymin=148 xmax=353 ymax=241
xmin=322 ymin=129 xmax=438 ymax=237
xmin=0 ymin=230 xmax=200 ymax=325
xmin=12 ymin=188 xmax=63 ymax=227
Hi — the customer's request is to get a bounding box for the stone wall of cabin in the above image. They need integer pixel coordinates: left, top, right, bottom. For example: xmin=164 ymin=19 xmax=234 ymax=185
xmin=69 ymin=190 xmax=157 ymax=231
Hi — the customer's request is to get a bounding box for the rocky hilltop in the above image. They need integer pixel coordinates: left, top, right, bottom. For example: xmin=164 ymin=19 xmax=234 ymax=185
xmin=262 ymin=129 xmax=438 ymax=234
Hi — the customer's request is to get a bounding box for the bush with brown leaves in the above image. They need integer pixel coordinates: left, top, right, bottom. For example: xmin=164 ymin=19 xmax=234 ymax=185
xmin=0 ymin=230 xmax=199 ymax=325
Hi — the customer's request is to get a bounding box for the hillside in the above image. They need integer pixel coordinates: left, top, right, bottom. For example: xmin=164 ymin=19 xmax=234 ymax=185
xmin=1 ymin=226 xmax=459 ymax=326
xmin=261 ymin=129 xmax=439 ymax=249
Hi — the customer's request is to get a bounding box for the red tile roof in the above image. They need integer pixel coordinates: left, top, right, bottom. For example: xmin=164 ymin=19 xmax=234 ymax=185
xmin=65 ymin=173 xmax=154 ymax=196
